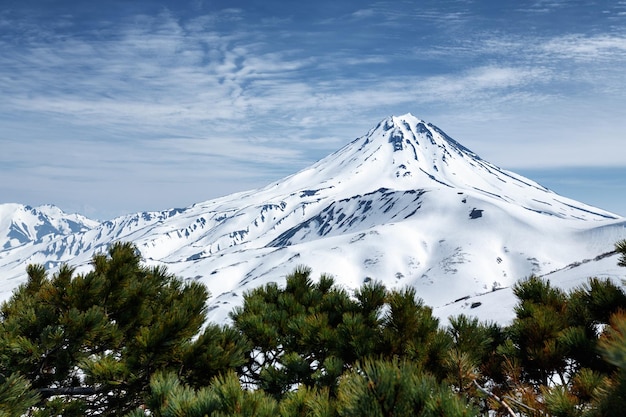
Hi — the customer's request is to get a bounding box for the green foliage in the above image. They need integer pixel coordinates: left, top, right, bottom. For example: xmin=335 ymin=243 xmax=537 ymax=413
xmin=507 ymin=276 xmax=569 ymax=386
xmin=542 ymin=385 xmax=582 ymax=417
xmin=0 ymin=242 xmax=245 ymax=416
xmin=279 ymin=386 xmax=336 ymax=417
xmin=381 ymin=287 xmax=444 ymax=368
xmin=600 ymin=312 xmax=626 ymax=370
xmin=181 ymin=323 xmax=250 ymax=388
xmin=231 ymin=266 xmax=370 ymax=397
xmin=569 ymin=277 xmax=626 ymax=325
xmin=230 ymin=266 xmax=447 ymax=400
xmin=563 ymin=277 xmax=626 ymax=374
xmin=616 ymin=239 xmax=626 ymax=268
xmin=336 ymin=358 xmax=475 ymax=417
xmin=494 ymin=268 xmax=626 ymax=416
xmin=589 ymin=311 xmax=626 ymax=416
xmin=571 ymin=368 xmax=608 ymax=403
xmin=0 ymin=373 xmax=39 ymax=417
xmin=3 ymin=240 xmax=626 ymax=416
xmin=128 ymin=371 xmax=278 ymax=417
xmin=445 ymin=315 xmax=498 ymax=382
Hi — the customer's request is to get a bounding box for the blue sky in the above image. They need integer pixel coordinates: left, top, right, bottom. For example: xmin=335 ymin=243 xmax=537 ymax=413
xmin=1 ymin=0 xmax=626 ymax=220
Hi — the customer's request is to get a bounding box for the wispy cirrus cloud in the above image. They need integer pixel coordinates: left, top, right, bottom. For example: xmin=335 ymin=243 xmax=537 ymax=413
xmin=2 ymin=2 xmax=626 ymax=217
xmin=541 ymin=34 xmax=626 ymax=60
xmin=1 ymin=8 xmax=623 ymax=144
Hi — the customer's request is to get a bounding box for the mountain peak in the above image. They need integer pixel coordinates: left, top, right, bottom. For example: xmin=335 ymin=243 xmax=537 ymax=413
xmin=310 ymin=114 xmax=489 ymax=192
xmin=379 ymin=113 xmax=480 ymax=165
xmin=0 ymin=203 xmax=99 ymax=250
xmin=287 ymin=115 xmax=619 ymax=222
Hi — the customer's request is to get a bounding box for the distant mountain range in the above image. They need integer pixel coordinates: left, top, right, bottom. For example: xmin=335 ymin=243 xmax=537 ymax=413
xmin=1 ymin=114 xmax=625 ymax=324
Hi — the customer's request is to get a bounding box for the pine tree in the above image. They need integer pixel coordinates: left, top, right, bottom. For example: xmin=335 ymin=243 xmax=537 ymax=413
xmin=230 ymin=267 xmax=452 ymax=399
xmin=380 ymin=287 xmax=442 ymax=362
xmin=0 ymin=242 xmax=246 ymax=415
xmin=506 ymin=276 xmax=569 ymax=387
xmin=230 ymin=266 xmax=369 ymax=397
xmin=564 ymin=277 xmax=626 ymax=375
xmin=493 ymin=246 xmax=626 ymax=416
xmin=583 ymin=240 xmax=626 ymax=416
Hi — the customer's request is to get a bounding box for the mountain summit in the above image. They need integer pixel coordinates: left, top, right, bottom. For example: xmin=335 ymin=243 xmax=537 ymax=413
xmin=306 ymin=113 xmax=489 ymax=189
xmin=274 ymin=113 xmax=617 ymax=222
xmin=0 ymin=115 xmax=624 ymax=324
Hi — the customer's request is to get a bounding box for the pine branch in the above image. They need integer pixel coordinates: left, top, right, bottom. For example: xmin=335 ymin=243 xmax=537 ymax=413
xmin=502 ymin=395 xmax=544 ymax=415
xmin=472 ymin=380 xmax=517 ymax=417
xmin=38 ymin=385 xmax=104 ymax=398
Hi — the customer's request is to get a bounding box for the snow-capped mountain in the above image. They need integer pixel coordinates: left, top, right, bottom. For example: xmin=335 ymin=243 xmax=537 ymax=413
xmin=0 ymin=203 xmax=99 ymax=250
xmin=1 ymin=114 xmax=625 ymax=324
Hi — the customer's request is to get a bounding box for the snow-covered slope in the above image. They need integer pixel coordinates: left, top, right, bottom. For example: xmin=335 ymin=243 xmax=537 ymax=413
xmin=0 ymin=203 xmax=99 ymax=249
xmin=1 ymin=114 xmax=625 ymax=324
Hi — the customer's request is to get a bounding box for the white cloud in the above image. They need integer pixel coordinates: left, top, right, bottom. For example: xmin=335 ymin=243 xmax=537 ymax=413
xmin=419 ymin=66 xmax=552 ymax=99
xmin=1 ymin=5 xmax=626 ymax=218
xmin=1 ymin=11 xmax=622 ymax=153
xmin=351 ymin=9 xmax=375 ymax=19
xmin=541 ymin=34 xmax=626 ymax=60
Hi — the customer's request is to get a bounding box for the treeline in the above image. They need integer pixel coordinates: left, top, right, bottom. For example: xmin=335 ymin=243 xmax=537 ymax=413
xmin=1 ymin=241 xmax=626 ymax=416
